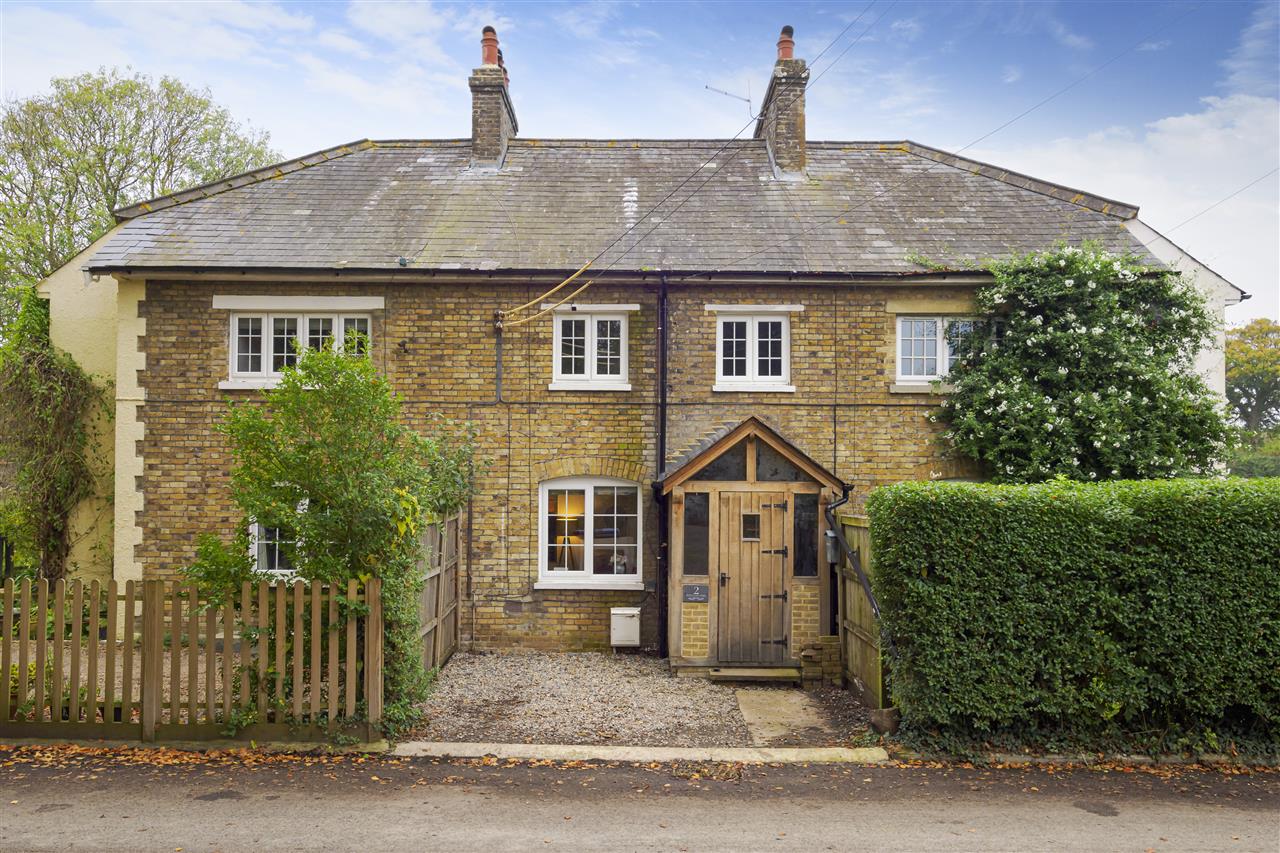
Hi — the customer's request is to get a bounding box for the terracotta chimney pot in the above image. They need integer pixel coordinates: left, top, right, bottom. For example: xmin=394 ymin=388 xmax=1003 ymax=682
xmin=777 ymin=25 xmax=795 ymax=61
xmin=481 ymin=26 xmax=500 ymax=66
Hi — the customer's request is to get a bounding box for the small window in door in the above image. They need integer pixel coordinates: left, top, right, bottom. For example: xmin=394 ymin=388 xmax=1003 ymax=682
xmin=741 ymin=512 xmax=761 ymax=541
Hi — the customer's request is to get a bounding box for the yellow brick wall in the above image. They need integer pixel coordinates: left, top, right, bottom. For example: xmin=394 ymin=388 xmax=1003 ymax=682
xmin=680 ymin=601 xmax=709 ymax=659
xmin=132 ymin=277 xmax=977 ymax=651
xmin=791 ymin=582 xmax=821 ymax=652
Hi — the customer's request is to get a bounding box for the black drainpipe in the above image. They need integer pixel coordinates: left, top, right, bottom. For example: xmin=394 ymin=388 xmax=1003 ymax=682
xmin=824 ymin=486 xmax=896 ymax=659
xmin=654 ymin=273 xmax=670 ymax=658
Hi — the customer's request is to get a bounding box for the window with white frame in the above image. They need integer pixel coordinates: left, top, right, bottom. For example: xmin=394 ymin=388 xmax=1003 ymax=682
xmin=229 ymin=312 xmax=370 ymax=381
xmin=249 ymin=522 xmax=296 ymax=578
xmin=709 ymin=307 xmax=797 ymax=391
xmin=550 ymin=311 xmax=630 ymax=390
xmin=537 ymin=477 xmax=642 ymax=588
xmin=896 ymin=317 xmax=976 ymax=382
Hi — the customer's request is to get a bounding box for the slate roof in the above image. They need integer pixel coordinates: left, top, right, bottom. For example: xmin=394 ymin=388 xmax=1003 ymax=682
xmin=86 ymin=138 xmax=1154 ymax=275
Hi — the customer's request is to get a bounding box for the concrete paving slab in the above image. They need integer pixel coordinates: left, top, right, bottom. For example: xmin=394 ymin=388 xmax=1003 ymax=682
xmin=735 ymin=687 xmax=832 ymax=746
xmin=392 ymin=740 xmax=889 ymax=764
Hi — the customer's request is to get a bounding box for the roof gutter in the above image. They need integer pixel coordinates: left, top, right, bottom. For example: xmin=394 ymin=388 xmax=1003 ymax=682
xmin=83 ymin=265 xmax=996 ymax=286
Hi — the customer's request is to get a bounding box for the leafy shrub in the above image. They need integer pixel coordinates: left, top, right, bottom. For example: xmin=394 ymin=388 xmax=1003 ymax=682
xmin=939 ymin=243 xmax=1232 ymax=482
xmin=1230 ymin=431 xmax=1280 ymax=478
xmin=867 ymin=478 xmax=1280 ymax=754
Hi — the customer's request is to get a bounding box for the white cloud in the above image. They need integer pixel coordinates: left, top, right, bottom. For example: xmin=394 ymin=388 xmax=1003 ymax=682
xmin=1221 ymin=1 xmax=1278 ymax=98
xmin=552 ymin=2 xmax=619 ymax=40
xmin=975 ymin=92 xmax=1279 ymax=323
xmin=889 ymin=18 xmax=922 ymax=42
xmin=1047 ymin=18 xmax=1093 ymax=51
xmin=344 ymin=1 xmax=510 ymax=64
xmin=1001 ymin=65 xmax=1022 ymax=84
xmin=90 ymin=0 xmax=314 ymax=62
xmin=315 ymin=29 xmax=373 ymax=59
xmin=1138 ymin=40 xmax=1171 ymax=52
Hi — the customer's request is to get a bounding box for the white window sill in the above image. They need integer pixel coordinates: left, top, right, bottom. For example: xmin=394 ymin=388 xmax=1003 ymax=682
xmin=534 ymin=579 xmax=645 ymax=591
xmin=219 ymin=377 xmax=282 ymax=390
xmin=548 ymin=381 xmax=632 ymax=392
xmin=712 ymin=383 xmax=795 ymax=394
xmin=890 ymin=382 xmax=954 ymax=394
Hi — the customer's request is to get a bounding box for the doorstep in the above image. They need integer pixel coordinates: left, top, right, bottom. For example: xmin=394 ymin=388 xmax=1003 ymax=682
xmin=392 ymin=741 xmax=888 ymax=764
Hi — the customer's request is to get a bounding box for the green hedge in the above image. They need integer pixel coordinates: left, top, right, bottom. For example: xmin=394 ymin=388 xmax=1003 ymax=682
xmin=867 ymin=478 xmax=1280 ymax=752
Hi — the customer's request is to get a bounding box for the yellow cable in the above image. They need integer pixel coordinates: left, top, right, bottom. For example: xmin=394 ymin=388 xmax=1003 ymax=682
xmin=499 ymin=259 xmax=593 ymax=320
xmin=502 ymin=275 xmax=597 ymax=328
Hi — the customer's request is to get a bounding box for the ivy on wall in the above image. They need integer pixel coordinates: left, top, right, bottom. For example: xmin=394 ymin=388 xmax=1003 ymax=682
xmin=0 ymin=288 xmax=108 ymax=580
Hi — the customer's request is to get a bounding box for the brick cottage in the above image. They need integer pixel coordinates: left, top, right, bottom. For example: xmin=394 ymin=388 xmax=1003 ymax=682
xmin=40 ymin=27 xmax=1243 ymax=674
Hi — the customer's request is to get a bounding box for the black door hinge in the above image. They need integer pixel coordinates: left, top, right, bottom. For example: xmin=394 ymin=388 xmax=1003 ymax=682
xmin=760 ymin=591 xmax=788 ymax=601
xmin=763 ymin=501 xmax=788 ymax=510
xmin=764 ymin=637 xmax=789 ymax=645
xmin=762 ymin=545 xmax=788 ymax=558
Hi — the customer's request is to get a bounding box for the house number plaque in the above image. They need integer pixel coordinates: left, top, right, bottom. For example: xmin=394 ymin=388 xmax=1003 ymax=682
xmin=683 ymin=584 xmax=709 ymax=603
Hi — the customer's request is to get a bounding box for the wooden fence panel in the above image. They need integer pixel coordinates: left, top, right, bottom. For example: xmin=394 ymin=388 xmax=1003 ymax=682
xmin=836 ymin=515 xmax=885 ymax=709
xmin=3 ymin=577 xmax=383 ymax=743
xmin=0 ymin=579 xmax=10 ymax=723
xmin=417 ymin=513 xmax=461 ymax=672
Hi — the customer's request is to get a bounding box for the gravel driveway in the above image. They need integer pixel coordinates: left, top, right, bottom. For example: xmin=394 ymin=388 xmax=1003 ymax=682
xmin=412 ymin=651 xmax=751 ymax=747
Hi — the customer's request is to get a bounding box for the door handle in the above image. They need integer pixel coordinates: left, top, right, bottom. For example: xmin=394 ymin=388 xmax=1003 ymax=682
xmin=719 ymin=572 xmax=730 ymax=587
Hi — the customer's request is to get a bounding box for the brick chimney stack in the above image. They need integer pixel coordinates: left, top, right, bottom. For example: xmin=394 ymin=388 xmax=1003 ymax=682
xmin=754 ymin=25 xmax=807 ymax=177
xmin=469 ymin=26 xmax=518 ymax=169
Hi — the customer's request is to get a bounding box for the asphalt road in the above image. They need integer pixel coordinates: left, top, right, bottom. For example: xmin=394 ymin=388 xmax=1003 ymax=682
xmin=0 ymin=746 xmax=1276 ymax=852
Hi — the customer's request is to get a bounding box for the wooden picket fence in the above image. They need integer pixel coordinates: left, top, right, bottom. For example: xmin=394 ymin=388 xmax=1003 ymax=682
xmin=836 ymin=515 xmax=885 ymax=709
xmin=1 ymin=577 xmax=383 ymax=743
xmin=417 ymin=513 xmax=461 ymax=672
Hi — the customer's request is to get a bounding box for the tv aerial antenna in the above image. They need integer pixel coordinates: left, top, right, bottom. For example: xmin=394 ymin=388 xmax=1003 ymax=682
xmin=704 ymin=82 xmax=753 ymax=119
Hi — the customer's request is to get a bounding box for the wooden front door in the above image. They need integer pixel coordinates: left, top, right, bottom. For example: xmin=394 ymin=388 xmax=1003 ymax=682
xmin=716 ymin=491 xmax=789 ymax=664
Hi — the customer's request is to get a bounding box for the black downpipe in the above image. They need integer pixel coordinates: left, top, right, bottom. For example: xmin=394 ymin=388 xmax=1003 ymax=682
xmin=655 ymin=274 xmax=670 ymax=658
xmin=493 ymin=311 xmax=504 ymax=403
xmin=824 ymin=486 xmax=896 ymax=658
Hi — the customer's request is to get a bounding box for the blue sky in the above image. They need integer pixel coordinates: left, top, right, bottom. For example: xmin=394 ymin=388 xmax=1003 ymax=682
xmin=1 ymin=0 xmax=1276 ymax=322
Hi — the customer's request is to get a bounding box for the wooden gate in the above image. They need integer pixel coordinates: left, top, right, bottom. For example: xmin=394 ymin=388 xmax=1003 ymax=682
xmin=716 ymin=492 xmax=789 ymax=664
xmin=1 ymin=577 xmax=383 ymax=742
xmin=836 ymin=515 xmax=884 ymax=708
xmin=417 ymin=513 xmax=461 ymax=671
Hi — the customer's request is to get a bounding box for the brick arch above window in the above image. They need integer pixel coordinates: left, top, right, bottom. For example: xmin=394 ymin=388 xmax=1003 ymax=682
xmin=532 ymin=456 xmax=649 ymax=485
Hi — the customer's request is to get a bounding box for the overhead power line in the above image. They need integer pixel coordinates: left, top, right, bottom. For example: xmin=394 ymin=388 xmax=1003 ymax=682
xmin=1165 ymin=167 xmax=1278 ymax=235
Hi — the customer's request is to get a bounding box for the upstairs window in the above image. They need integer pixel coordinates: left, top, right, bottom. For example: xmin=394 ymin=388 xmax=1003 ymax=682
xmin=896 ymin=317 xmax=975 ymax=383
xmin=229 ymin=312 xmax=371 ymax=381
xmin=549 ymin=310 xmax=631 ymax=391
xmin=708 ymin=306 xmax=799 ymax=392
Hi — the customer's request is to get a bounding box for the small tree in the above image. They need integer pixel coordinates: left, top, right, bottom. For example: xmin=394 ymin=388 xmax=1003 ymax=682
xmin=1226 ymin=317 xmax=1280 ymax=432
xmin=939 ymin=244 xmax=1232 ymax=482
xmin=188 ymin=343 xmax=479 ymax=734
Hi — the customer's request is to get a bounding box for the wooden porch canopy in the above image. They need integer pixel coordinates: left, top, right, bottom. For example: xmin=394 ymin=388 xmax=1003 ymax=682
xmin=658 ymin=416 xmax=845 ymax=494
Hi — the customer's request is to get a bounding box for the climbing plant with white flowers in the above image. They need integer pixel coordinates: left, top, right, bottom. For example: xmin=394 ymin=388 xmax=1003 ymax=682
xmin=938 ymin=243 xmax=1233 ymax=483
